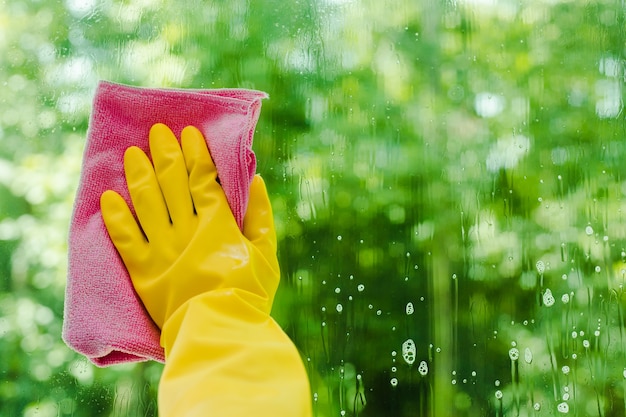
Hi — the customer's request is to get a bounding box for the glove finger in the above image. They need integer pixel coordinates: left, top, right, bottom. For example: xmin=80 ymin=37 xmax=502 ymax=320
xmin=243 ymin=175 xmax=278 ymax=265
xmin=124 ymin=146 xmax=171 ymax=242
xmin=100 ymin=190 xmax=148 ymax=270
xmin=180 ymin=126 xmax=228 ymax=213
xmin=149 ymin=123 xmax=194 ymax=229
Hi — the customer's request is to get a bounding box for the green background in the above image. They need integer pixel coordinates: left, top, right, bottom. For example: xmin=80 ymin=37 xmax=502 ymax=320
xmin=1 ymin=0 xmax=625 ymax=415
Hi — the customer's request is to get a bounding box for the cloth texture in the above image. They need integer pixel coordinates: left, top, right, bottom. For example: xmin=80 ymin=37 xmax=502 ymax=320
xmin=62 ymin=80 xmax=268 ymax=366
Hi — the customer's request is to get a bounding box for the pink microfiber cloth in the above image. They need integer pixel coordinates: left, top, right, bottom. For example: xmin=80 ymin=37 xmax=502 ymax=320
xmin=62 ymin=80 xmax=268 ymax=366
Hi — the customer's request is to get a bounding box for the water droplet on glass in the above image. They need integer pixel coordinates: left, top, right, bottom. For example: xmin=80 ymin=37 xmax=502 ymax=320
xmin=495 ymin=390 xmax=503 ymax=399
xmin=583 ymin=339 xmax=590 ymax=348
xmin=585 ymin=225 xmax=594 ymax=235
xmin=495 ymin=379 xmax=501 ymax=387
xmin=357 ymin=284 xmax=365 ymax=292
xmin=543 ymin=288 xmax=556 ymax=307
xmin=562 ymin=365 xmax=570 ymax=375
xmin=336 ymin=303 xmax=343 ymax=313
xmin=509 ymin=347 xmax=520 ymax=361
xmin=557 ymin=402 xmax=569 ymax=413
xmin=406 ymin=302 xmax=414 ymax=315
xmin=562 ymin=293 xmax=570 ymax=304
xmin=524 ymin=348 xmax=533 ymax=364
xmin=337 ymin=235 xmax=342 ymax=241
xmin=418 ymin=361 xmax=428 ymax=376
xmin=534 ymin=403 xmax=541 ymax=411
xmin=562 ymin=393 xmax=570 ymax=401
xmin=390 ymin=377 xmax=398 ymax=387
xmin=402 ymin=339 xmax=416 ymax=365
xmin=595 ymin=266 xmax=601 ymax=273
xmin=536 ymin=260 xmax=546 ymax=274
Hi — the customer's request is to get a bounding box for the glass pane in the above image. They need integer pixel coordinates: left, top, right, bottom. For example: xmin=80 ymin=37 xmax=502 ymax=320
xmin=1 ymin=0 xmax=625 ymax=415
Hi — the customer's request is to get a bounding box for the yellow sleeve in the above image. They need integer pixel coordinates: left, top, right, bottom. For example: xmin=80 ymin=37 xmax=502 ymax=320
xmin=158 ymin=288 xmax=313 ymax=417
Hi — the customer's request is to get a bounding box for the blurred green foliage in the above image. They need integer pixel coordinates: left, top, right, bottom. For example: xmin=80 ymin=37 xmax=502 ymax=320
xmin=1 ymin=0 xmax=625 ymax=416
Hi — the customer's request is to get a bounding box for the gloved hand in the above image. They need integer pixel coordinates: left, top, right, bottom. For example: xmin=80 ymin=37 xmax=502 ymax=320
xmin=100 ymin=123 xmax=279 ymax=329
xmin=100 ymin=123 xmax=311 ymax=417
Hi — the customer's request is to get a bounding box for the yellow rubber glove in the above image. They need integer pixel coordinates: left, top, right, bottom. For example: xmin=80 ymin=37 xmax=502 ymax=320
xmin=100 ymin=123 xmax=312 ymax=417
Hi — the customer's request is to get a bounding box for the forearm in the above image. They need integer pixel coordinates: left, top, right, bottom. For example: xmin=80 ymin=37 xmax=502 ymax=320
xmin=158 ymin=289 xmax=312 ymax=417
